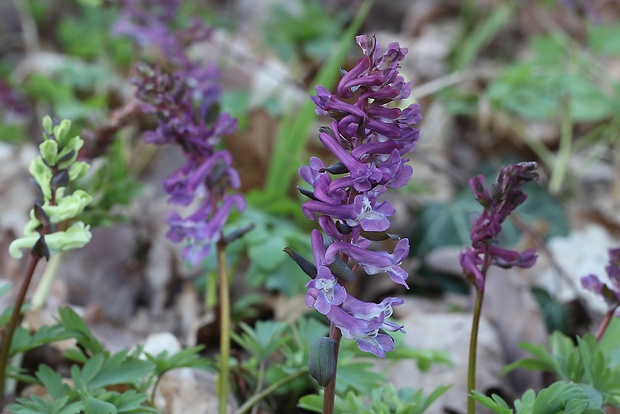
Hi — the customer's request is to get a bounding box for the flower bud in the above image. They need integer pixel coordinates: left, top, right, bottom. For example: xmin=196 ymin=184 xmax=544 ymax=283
xmin=42 ymin=115 xmax=53 ymax=135
xmin=50 ymin=169 xmax=70 ymax=191
xmin=308 ymin=337 xmax=337 ymax=387
xmin=321 ymin=162 xmax=348 ymax=175
xmin=327 ymin=257 xmax=356 ymax=282
xmin=39 ymin=140 xmax=58 ymax=167
xmin=53 ymin=119 xmax=72 ymax=147
xmin=360 ymin=229 xmax=400 ymax=241
xmin=68 ymin=161 xmax=90 ymax=181
xmin=283 ymin=247 xmax=317 ymax=279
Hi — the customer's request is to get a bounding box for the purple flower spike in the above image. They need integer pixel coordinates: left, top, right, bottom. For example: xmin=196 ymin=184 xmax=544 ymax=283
xmin=296 ymin=35 xmax=420 ymax=357
xmin=129 ymin=6 xmax=245 ymax=266
xmin=459 ymin=162 xmax=539 ymax=292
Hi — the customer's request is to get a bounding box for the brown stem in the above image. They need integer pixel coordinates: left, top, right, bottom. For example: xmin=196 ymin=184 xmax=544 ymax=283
xmin=0 ymin=255 xmax=41 ymax=405
xmin=321 ymin=322 xmax=342 ymax=414
xmin=595 ymin=307 xmax=617 ymax=342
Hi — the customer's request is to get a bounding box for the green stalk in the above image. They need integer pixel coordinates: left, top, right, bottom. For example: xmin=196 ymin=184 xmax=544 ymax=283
xmin=322 ymin=322 xmax=342 ymax=414
xmin=467 ymin=286 xmax=485 ymax=414
xmin=0 ymin=255 xmax=41 ymax=403
xmin=467 ymin=250 xmax=492 ymax=414
xmin=205 ymin=270 xmax=217 ymax=312
xmin=218 ymin=241 xmax=231 ymax=414
xmin=250 ymin=360 xmax=266 ymax=414
xmin=234 ymin=368 xmax=307 ymax=414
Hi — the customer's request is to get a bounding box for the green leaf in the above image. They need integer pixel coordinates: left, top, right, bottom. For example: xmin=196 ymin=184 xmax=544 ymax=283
xmin=88 ymin=353 xmax=154 ymax=389
xmin=57 ymin=307 xmax=104 ymax=354
xmin=145 ymin=345 xmax=207 ymax=376
xmin=84 ymin=397 xmax=117 ymax=414
xmin=470 ymin=390 xmax=513 ymax=413
xmin=81 ymin=353 xmax=105 ymax=385
xmin=35 ymin=364 xmax=70 ymax=400
xmin=231 ymin=321 xmax=289 ymax=361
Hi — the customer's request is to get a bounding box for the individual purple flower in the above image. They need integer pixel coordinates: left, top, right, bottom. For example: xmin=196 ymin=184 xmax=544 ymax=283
xmin=581 ymin=247 xmax=620 ymax=313
xmin=459 ymin=162 xmax=540 ymax=291
xmin=340 ymin=294 xmax=405 ymax=333
xmin=326 ymin=305 xmax=395 ymax=358
xmin=292 ymin=35 xmax=420 ymax=358
xmin=166 ymin=195 xmax=244 ymax=266
xmin=305 ymin=230 xmax=347 ymax=314
xmin=325 ymin=238 xmax=410 ymax=287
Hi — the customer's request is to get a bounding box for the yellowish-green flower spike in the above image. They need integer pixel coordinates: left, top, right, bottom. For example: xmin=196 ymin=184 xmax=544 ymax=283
xmin=9 ymin=116 xmax=93 ymax=260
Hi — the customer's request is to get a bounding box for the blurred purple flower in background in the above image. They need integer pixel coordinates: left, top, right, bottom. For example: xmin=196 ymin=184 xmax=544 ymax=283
xmin=581 ymin=248 xmax=620 ymax=313
xmin=459 ymin=162 xmax=539 ymax=291
xmin=119 ymin=0 xmax=244 ymax=265
xmin=294 ymin=35 xmax=421 ymax=357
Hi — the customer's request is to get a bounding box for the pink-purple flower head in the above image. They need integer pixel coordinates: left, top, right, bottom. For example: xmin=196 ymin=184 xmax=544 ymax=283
xmin=460 ymin=162 xmax=539 ymax=292
xmin=581 ymin=248 xmax=620 ymax=314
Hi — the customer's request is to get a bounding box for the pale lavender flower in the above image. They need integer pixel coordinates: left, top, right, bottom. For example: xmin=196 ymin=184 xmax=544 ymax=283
xmin=326 ymin=305 xmax=395 ymax=358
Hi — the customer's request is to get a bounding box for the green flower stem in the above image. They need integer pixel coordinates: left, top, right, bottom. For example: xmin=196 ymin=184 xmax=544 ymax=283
xmin=205 ymin=270 xmax=217 ymax=312
xmin=467 ymin=286 xmax=485 ymax=414
xmin=218 ymin=240 xmax=231 ymax=414
xmin=467 ymin=250 xmax=492 ymax=414
xmin=595 ymin=306 xmax=618 ymax=342
xmin=0 ymin=255 xmax=42 ymax=403
xmin=30 ymin=253 xmax=62 ymax=311
xmin=250 ymin=360 xmax=266 ymax=414
xmin=322 ymin=322 xmax=342 ymax=414
xmin=234 ymin=368 xmax=307 ymax=414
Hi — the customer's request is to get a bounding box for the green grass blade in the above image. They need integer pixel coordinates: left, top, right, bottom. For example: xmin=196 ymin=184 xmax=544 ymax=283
xmin=262 ymin=0 xmax=374 ymax=203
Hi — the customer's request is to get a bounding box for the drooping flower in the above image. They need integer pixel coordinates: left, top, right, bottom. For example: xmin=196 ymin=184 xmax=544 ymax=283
xmin=291 ymin=35 xmax=420 ymax=358
xmin=459 ymin=162 xmax=540 ymax=291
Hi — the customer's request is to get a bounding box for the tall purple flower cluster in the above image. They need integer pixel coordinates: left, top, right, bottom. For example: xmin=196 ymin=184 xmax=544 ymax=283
xmin=459 ymin=162 xmax=540 ymax=292
xmin=295 ymin=35 xmax=421 ymax=357
xmin=124 ymin=1 xmax=243 ymax=265
xmin=581 ymin=248 xmax=620 ymax=314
